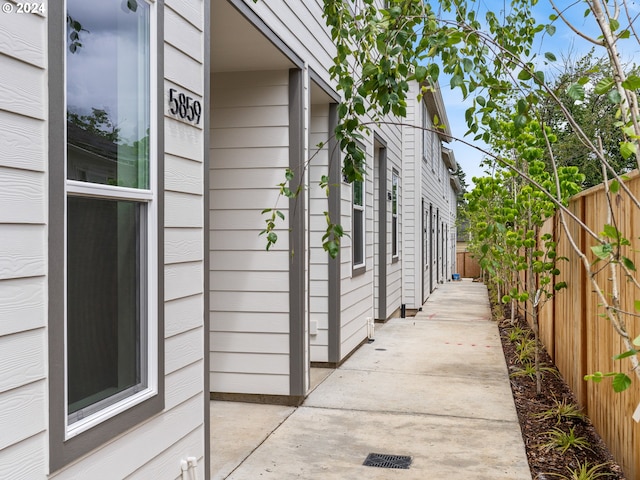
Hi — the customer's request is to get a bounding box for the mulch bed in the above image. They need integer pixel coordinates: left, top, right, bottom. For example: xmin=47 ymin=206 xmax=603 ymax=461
xmin=497 ymin=312 xmax=627 ymax=479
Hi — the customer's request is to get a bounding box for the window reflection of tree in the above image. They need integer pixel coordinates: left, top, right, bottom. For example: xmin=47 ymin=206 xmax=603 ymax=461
xmin=66 ymin=1 xmax=148 ymax=188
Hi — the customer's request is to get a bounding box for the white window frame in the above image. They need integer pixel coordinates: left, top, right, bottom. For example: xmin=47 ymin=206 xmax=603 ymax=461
xmin=63 ymin=0 xmax=159 ymax=440
xmin=392 ymin=169 xmax=399 ymax=259
xmin=352 ymin=177 xmax=366 ymax=273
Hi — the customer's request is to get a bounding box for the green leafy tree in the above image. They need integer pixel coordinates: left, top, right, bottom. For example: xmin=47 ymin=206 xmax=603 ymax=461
xmin=539 ymin=51 xmax=637 ymax=187
xmin=467 ymin=116 xmax=583 ymax=394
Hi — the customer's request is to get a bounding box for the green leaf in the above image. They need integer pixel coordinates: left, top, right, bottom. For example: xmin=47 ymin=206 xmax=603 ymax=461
xmin=634 ymin=300 xmax=640 ymax=312
xmin=608 ymin=89 xmax=622 ymax=103
xmin=591 ymin=244 xmax=612 ymax=259
xmin=546 ymin=24 xmax=556 ymax=36
xmin=476 ymin=95 xmax=486 ymax=107
xmin=612 ymin=373 xmax=632 ymax=392
xmin=414 ymin=65 xmax=427 ymax=82
xmin=544 ymin=52 xmax=556 ymax=62
xmin=602 ymin=224 xmax=619 ymax=239
xmin=554 ymin=281 xmax=567 ymax=291
xmin=620 ymin=141 xmax=637 ymax=159
xmin=462 ymin=58 xmax=473 ymax=73
xmin=584 ymin=371 xmax=604 ymax=382
xmin=450 ymin=74 xmax=464 ymax=89
xmin=516 ymin=99 xmax=527 ymax=114
xmin=594 ymin=77 xmax=615 ymax=95
xmin=633 ymin=335 xmax=640 ymax=346
xmin=622 ymin=74 xmax=640 ymax=90
xmin=517 ymin=69 xmax=532 ymax=81
xmin=613 ymin=349 xmax=638 ymax=360
xmin=610 ymin=180 xmax=620 ymax=194
xmin=285 ymin=168 xmax=294 ymax=181
xmin=567 ymin=83 xmax=585 ymax=101
xmin=127 ymin=0 xmax=138 ymax=12
xmin=609 ymin=18 xmax=620 ymax=31
xmin=514 ymin=114 xmax=527 ymax=129
xmin=276 ymin=210 xmax=285 ymax=220
xmin=621 ymin=256 xmax=636 ymax=271
xmin=325 ymin=240 xmax=339 ymax=258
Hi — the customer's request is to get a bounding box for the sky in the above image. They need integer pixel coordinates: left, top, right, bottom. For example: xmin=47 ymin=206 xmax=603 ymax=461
xmin=437 ymin=0 xmax=640 ymax=186
xmin=66 ymin=0 xmax=150 ymax=145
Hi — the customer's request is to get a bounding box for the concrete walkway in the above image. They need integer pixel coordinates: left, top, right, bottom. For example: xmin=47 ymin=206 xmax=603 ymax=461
xmin=210 ymin=279 xmax=531 ymax=479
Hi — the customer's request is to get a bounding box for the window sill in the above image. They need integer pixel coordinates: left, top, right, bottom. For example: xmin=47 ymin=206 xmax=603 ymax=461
xmin=352 ymin=264 xmax=366 ymax=277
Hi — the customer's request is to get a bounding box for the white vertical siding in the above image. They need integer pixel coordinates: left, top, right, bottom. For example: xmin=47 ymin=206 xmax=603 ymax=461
xmin=210 ymin=70 xmax=291 ymax=396
xmin=49 ymin=2 xmax=208 ymax=478
xmin=0 ymin=6 xmax=47 ymax=477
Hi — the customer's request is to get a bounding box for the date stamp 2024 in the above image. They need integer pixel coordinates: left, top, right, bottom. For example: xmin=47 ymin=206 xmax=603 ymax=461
xmin=2 ymin=2 xmax=46 ymax=14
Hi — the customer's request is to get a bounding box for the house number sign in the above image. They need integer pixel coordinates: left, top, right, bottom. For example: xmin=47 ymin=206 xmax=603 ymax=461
xmin=168 ymin=88 xmax=202 ymax=125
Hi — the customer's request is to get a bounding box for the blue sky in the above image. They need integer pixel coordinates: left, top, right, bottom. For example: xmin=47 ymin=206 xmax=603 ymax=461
xmin=438 ymin=1 xmax=640 ymax=185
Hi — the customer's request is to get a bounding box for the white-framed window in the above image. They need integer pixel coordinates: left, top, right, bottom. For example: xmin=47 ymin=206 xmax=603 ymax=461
xmin=352 ymin=177 xmax=365 ymax=273
xmin=392 ymin=169 xmax=399 ymax=259
xmin=65 ymin=0 xmax=158 ymax=438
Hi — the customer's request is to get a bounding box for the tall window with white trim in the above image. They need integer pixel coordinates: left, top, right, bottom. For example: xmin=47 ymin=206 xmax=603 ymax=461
xmin=65 ymin=0 xmax=157 ymax=433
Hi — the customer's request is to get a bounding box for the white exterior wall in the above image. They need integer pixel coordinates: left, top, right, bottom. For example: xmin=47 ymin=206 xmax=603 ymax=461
xmin=244 ymin=0 xmax=335 ymax=89
xmin=422 ymin=109 xmax=448 ymax=288
xmin=54 ymin=2 xmax=208 ymax=478
xmin=210 ymin=70 xmax=292 ymax=395
xmin=0 ymin=7 xmax=48 ymax=478
xmin=402 ymin=82 xmax=459 ymax=309
xmin=402 ymin=96 xmax=419 ymax=310
xmin=0 ymin=2 xmax=208 ymax=478
xmin=240 ymin=0 xmax=374 ymax=362
xmin=382 ymin=124 xmax=403 ymax=319
xmin=340 ymin=143 xmax=374 ymax=356
xmin=309 ymin=103 xmax=330 ymax=362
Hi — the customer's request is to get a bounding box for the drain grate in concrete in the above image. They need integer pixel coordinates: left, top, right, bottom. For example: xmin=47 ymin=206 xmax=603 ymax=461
xmin=363 ymin=453 xmax=412 ymax=469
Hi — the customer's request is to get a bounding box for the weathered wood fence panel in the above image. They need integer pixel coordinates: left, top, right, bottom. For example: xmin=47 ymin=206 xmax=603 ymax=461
xmin=537 ymin=175 xmax=640 ymax=478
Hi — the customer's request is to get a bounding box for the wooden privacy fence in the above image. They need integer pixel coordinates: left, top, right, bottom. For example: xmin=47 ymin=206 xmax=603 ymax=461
xmin=456 ymin=250 xmax=481 ymax=278
xmin=535 ymin=174 xmax=640 ymax=479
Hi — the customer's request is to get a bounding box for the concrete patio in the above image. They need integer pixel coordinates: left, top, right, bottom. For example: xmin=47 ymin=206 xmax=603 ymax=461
xmin=210 ymin=279 xmax=531 ymax=479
